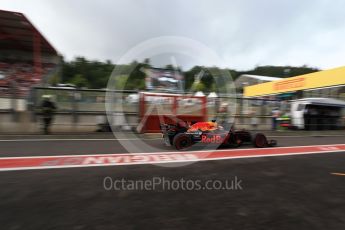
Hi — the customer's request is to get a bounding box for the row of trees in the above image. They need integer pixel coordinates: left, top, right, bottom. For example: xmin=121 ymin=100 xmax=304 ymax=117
xmin=52 ymin=57 xmax=319 ymax=92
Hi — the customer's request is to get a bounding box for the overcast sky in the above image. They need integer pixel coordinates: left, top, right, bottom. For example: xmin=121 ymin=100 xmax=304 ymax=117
xmin=1 ymin=0 xmax=345 ymax=70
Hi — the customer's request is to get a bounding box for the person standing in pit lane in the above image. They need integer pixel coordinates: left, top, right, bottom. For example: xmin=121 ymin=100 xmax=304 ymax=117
xmin=40 ymin=95 xmax=57 ymax=134
xmin=271 ymin=107 xmax=281 ymax=131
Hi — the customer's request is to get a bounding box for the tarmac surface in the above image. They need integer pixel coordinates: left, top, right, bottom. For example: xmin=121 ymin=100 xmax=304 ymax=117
xmin=0 ymin=134 xmax=345 ymax=229
xmin=1 ymin=135 xmax=345 ymax=157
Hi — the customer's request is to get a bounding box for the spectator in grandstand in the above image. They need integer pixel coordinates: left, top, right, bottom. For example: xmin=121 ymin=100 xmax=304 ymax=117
xmin=40 ymin=95 xmax=57 ymax=134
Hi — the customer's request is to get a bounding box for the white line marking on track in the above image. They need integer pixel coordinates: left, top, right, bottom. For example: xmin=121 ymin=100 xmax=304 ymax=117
xmin=1 ymin=143 xmax=345 ymax=160
xmin=0 ymin=149 xmax=344 ymax=172
xmin=268 ymin=135 xmax=345 ymax=138
xmin=0 ymin=138 xmax=161 ymax=142
xmin=0 ymin=144 xmax=345 ymax=172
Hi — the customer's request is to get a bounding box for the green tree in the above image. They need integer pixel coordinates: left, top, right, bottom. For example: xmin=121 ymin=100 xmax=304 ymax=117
xmin=192 ymin=82 xmax=206 ymax=92
xmin=48 ymin=73 xmax=60 ymax=86
xmin=69 ymin=74 xmax=89 ymax=88
xmin=58 ymin=56 xmax=319 ymax=91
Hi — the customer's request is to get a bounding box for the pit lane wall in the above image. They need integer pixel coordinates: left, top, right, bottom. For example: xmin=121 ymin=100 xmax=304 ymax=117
xmin=0 ymin=111 xmax=100 ymax=133
xmin=0 ymin=88 xmax=282 ymax=134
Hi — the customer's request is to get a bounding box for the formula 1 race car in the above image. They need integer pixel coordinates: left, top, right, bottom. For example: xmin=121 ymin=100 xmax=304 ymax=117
xmin=160 ymin=120 xmax=277 ymax=150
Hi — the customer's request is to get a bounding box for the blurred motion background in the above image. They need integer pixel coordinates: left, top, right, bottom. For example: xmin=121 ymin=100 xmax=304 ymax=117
xmin=1 ymin=1 xmax=345 ymax=134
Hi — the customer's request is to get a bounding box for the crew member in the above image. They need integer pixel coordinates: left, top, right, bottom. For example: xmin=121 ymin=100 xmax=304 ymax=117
xmin=40 ymin=95 xmax=57 ymax=134
xmin=271 ymin=107 xmax=280 ymax=131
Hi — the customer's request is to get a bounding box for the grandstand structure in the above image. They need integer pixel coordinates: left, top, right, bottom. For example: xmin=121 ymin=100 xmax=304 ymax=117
xmin=0 ymin=9 xmax=59 ymax=97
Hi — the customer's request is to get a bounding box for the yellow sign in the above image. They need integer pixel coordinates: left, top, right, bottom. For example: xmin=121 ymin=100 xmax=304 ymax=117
xmin=273 ymin=77 xmax=306 ymax=91
xmin=244 ymin=66 xmax=345 ymax=97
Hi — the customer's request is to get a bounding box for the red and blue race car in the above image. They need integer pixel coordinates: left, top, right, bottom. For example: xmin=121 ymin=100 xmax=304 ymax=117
xmin=160 ymin=120 xmax=277 ymax=150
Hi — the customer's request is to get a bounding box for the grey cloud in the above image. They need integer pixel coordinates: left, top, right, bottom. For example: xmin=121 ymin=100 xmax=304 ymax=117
xmin=1 ymin=0 xmax=345 ymax=70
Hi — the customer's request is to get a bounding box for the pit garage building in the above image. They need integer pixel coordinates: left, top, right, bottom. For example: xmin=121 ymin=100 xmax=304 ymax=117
xmin=244 ymin=66 xmax=345 ymax=101
xmin=235 ymin=74 xmax=281 ymax=95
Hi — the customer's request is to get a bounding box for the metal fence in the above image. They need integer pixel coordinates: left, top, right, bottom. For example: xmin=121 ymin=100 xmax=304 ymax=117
xmin=0 ymin=87 xmax=287 ymax=130
xmin=25 ymin=88 xmax=284 ymax=130
xmin=30 ymin=87 xmax=138 ymax=114
xmin=0 ymin=87 xmax=285 ymax=115
xmin=28 ymin=88 xmax=283 ymax=116
xmin=1 ymin=87 xmax=345 ymax=132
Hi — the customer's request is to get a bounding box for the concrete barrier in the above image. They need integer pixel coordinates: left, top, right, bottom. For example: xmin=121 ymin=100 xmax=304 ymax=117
xmin=0 ymin=111 xmax=273 ymax=134
xmin=0 ymin=112 xmax=103 ymax=134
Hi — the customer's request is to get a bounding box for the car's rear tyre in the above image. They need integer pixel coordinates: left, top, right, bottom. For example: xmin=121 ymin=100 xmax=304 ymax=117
xmin=228 ymin=133 xmax=242 ymax=147
xmin=252 ymin=133 xmax=268 ymax=148
xmin=173 ymin=133 xmax=192 ymax=150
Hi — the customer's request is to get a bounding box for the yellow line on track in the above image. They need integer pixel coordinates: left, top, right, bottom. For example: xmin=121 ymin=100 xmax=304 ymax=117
xmin=331 ymin=173 xmax=345 ymax=176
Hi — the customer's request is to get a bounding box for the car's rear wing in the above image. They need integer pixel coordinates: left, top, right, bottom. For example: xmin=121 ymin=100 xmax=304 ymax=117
xmin=160 ymin=122 xmax=189 ymax=133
